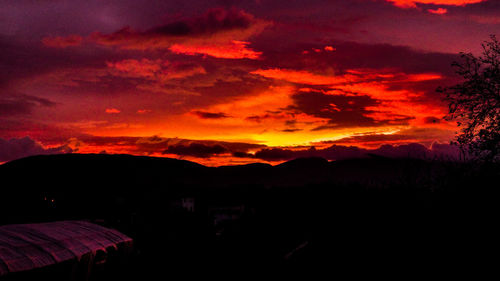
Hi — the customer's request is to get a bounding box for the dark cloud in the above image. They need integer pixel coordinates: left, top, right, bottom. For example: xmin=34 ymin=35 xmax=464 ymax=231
xmin=73 ymin=135 xmax=265 ymax=156
xmin=0 ymin=137 xmax=73 ymax=163
xmin=191 ymin=110 xmax=230 ymax=119
xmin=0 ymin=133 xmax=461 ymax=164
xmin=281 ymin=128 xmax=302 ymax=133
xmin=90 ymin=8 xmax=264 ymax=48
xmin=163 ymin=143 xmax=228 ymax=158
xmin=0 ymin=94 xmax=56 ymax=116
xmin=190 ymin=76 xmax=272 ymax=108
xmin=369 ymin=142 xmax=461 ymax=160
xmin=249 ymin=142 xmax=461 ymax=162
xmin=329 ymin=132 xmax=417 ymax=144
xmin=245 ymin=115 xmax=266 ymax=122
xmin=251 ymin=146 xmax=365 ymax=161
xmin=244 ymin=112 xmax=285 ymax=123
xmin=0 ymin=35 xmax=126 ymax=88
xmin=290 ymin=90 xmax=378 ymax=127
xmin=423 ymin=116 xmax=442 ymax=124
xmin=288 ymin=89 xmax=412 ymax=129
xmin=149 ymin=8 xmax=254 ymax=36
xmin=372 ymin=143 xmax=430 ymax=159
xmin=256 ymin=40 xmax=458 ymax=76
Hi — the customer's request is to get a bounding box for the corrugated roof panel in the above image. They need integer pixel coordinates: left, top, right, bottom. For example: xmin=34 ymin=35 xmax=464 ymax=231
xmin=0 ymin=221 xmax=132 ymax=276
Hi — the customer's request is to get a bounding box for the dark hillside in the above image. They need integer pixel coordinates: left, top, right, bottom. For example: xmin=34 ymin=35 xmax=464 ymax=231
xmin=0 ymin=154 xmax=498 ymax=276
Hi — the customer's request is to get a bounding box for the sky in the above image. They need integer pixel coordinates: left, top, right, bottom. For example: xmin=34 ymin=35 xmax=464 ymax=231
xmin=1 ymin=0 xmax=498 ymax=165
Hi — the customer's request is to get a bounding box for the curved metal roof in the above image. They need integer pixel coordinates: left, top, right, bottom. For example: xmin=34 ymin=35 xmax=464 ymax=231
xmin=0 ymin=221 xmax=132 ymax=276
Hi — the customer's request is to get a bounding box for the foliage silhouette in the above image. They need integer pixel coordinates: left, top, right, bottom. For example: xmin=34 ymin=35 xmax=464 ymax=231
xmin=438 ymin=35 xmax=500 ymax=162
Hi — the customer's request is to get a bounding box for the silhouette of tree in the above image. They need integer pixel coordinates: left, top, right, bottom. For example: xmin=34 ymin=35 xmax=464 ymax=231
xmin=438 ymin=35 xmax=500 ymax=162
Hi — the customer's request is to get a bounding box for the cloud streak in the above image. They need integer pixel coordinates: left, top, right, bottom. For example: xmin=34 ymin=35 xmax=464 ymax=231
xmin=163 ymin=143 xmax=228 ymax=158
xmin=191 ymin=110 xmax=231 ymax=119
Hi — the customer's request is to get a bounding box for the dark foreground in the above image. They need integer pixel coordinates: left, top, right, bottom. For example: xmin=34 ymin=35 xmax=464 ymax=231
xmin=0 ymin=154 xmax=498 ymax=278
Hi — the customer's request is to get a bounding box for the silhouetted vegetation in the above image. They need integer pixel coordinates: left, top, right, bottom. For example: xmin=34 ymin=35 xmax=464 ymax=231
xmin=0 ymin=154 xmax=497 ymax=278
xmin=439 ymin=35 xmax=500 ymax=162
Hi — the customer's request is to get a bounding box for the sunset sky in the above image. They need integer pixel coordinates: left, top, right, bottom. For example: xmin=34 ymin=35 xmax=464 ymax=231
xmin=1 ymin=0 xmax=498 ymax=165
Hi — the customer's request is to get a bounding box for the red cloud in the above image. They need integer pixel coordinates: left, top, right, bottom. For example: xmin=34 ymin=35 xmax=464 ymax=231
xmin=41 ymin=35 xmax=83 ymax=48
xmin=251 ymin=68 xmax=349 ymax=85
xmin=385 ymin=0 xmax=484 ymax=8
xmin=428 ymin=8 xmax=448 ymax=14
xmin=105 ymin=108 xmax=120 ymax=114
xmin=324 ymin=46 xmax=336 ymax=51
xmin=169 ymin=41 xmax=261 ymax=59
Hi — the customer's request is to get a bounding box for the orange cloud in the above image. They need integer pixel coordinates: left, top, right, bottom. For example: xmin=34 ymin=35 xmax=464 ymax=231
xmin=105 ymin=108 xmax=120 ymax=114
xmin=386 ymin=0 xmax=484 ymax=8
xmin=428 ymin=8 xmax=448 ymax=14
xmin=181 ymin=85 xmax=345 ymax=146
xmin=41 ymin=35 xmax=83 ymax=48
xmin=169 ymin=41 xmax=262 ymax=59
xmin=404 ymin=73 xmax=442 ymax=81
xmin=251 ymin=69 xmax=349 ymax=85
xmin=252 ymin=68 xmax=441 ymax=87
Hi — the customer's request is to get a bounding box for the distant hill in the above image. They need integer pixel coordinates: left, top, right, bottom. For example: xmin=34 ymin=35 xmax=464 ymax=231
xmin=0 ymin=153 xmax=455 ymax=188
xmin=0 ymin=153 xmax=487 ymax=224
